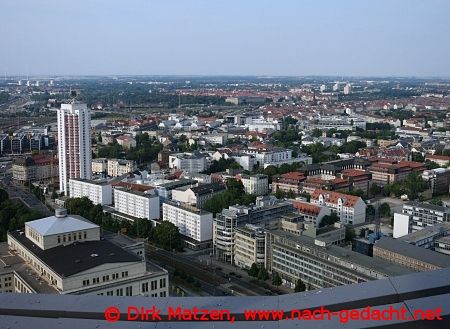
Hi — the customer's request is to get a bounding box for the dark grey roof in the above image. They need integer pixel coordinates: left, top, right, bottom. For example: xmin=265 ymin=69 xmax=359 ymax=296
xmin=374 ymin=236 xmax=450 ymax=268
xmin=10 ymin=230 xmax=141 ymax=278
xmin=190 ymin=182 xmax=226 ymax=196
xmin=404 ymin=201 xmax=450 ymax=213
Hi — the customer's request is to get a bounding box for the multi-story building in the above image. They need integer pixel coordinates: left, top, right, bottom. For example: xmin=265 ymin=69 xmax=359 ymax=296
xmin=290 ymin=199 xmax=331 ymax=227
xmin=113 ymin=187 xmax=160 ymax=222
xmin=12 ymin=154 xmax=58 ymax=184
xmin=393 ymin=202 xmax=450 ymax=238
xmin=116 ymin=135 xmax=136 ymax=149
xmin=107 ymin=159 xmax=136 ymax=177
xmin=272 ymin=172 xmax=306 ymax=195
xmin=311 ymin=189 xmax=366 ymax=225
xmin=168 ymin=151 xmax=209 ymax=173
xmin=68 ymin=179 xmax=112 ymax=205
xmin=57 ymin=102 xmax=92 ymax=194
xmin=339 ymin=169 xmax=372 ymax=195
xmin=368 ymin=160 xmax=426 ymax=186
xmin=213 ymin=196 xmax=293 ymax=263
xmin=162 ymin=201 xmax=213 ymax=250
xmin=2 ymin=209 xmax=168 ymax=296
xmin=425 ymin=154 xmax=450 ymax=167
xmin=399 ymin=223 xmax=450 ymax=250
xmin=373 ymin=237 xmax=450 ymax=272
xmin=234 ymin=224 xmax=266 ymax=269
xmin=265 ymin=229 xmax=412 ymax=290
xmin=91 ymin=158 xmax=108 ymax=175
xmin=245 ymin=146 xmax=312 ymax=169
xmin=435 ymin=236 xmax=450 ymax=255
xmin=422 ymin=168 xmax=450 ymax=196
xmin=239 ymin=174 xmax=268 ymax=196
xmin=171 ymin=182 xmax=226 ymax=209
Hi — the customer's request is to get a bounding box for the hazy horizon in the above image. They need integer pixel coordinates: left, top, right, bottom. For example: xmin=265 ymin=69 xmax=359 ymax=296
xmin=1 ymin=0 xmax=449 ymax=77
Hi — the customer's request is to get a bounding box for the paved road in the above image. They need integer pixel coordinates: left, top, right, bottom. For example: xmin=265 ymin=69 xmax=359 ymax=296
xmin=0 ymin=176 xmax=52 ymax=215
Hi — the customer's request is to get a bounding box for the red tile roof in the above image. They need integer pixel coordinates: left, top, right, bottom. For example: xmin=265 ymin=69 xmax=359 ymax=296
xmin=311 ymin=189 xmax=361 ymax=208
xmin=292 ymin=201 xmax=321 ymax=216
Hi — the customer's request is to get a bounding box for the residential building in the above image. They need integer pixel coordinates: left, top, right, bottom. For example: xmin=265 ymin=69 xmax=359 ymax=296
xmin=107 ymin=159 xmax=136 ymax=177
xmin=239 ymin=174 xmax=268 ymax=196
xmin=168 ymin=151 xmax=209 ymax=173
xmin=112 ymin=187 xmax=160 ymax=221
xmin=265 ymin=230 xmax=412 ymax=290
xmin=12 ymin=154 xmax=58 ymax=184
xmin=272 ymin=172 xmax=306 ymax=195
xmin=311 ymin=189 xmax=366 ymax=225
xmin=171 ymin=182 xmax=226 ymax=209
xmin=234 ymin=224 xmax=266 ymax=269
xmin=393 ymin=202 xmax=450 ymax=238
xmin=373 ymin=237 xmax=450 ymax=272
xmin=116 ymin=135 xmax=136 ymax=149
xmin=162 ymin=201 xmax=213 ymax=250
xmin=3 ymin=209 xmax=168 ymax=296
xmin=57 ymin=102 xmax=92 ymax=194
xmin=290 ymin=199 xmax=331 ymax=227
xmin=91 ymin=158 xmax=108 ymax=175
xmin=68 ymin=179 xmax=112 ymax=205
xmin=425 ymin=154 xmax=450 ymax=167
xmin=422 ymin=168 xmax=450 ymax=196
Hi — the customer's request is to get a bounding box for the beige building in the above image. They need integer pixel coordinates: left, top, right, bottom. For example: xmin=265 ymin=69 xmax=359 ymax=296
xmin=107 ymin=159 xmax=136 ymax=177
xmin=12 ymin=155 xmax=58 ymax=184
xmin=234 ymin=224 xmax=266 ymax=269
xmin=2 ymin=209 xmax=168 ymax=297
xmin=91 ymin=158 xmax=108 ymax=174
xmin=373 ymin=237 xmax=450 ymax=272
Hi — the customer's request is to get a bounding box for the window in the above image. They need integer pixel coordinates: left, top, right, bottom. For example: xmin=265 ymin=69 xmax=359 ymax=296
xmin=126 ymin=286 xmax=133 ymax=296
xmin=160 ymin=291 xmax=166 ymax=297
xmin=57 ymin=236 xmax=61 ymax=243
xmin=160 ymin=278 xmax=166 ymax=288
xmin=142 ymin=282 xmax=148 ymax=293
xmin=151 ymin=280 xmax=157 ymax=290
xmin=116 ymin=288 xmax=123 ymax=296
xmin=84 ymin=231 xmax=87 ymax=239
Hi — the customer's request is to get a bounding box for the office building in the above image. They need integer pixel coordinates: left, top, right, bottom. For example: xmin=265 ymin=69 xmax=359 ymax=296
xmin=393 ymin=201 xmax=450 ymax=238
xmin=373 ymin=237 xmax=450 ymax=272
xmin=57 ymin=102 xmax=92 ymax=194
xmin=234 ymin=224 xmax=266 ymax=269
xmin=239 ymin=174 xmax=268 ymax=196
xmin=171 ymin=182 xmax=226 ymax=209
xmin=422 ymin=168 xmax=450 ymax=196
xmin=168 ymin=151 xmax=209 ymax=173
xmin=265 ymin=230 xmax=412 ymax=290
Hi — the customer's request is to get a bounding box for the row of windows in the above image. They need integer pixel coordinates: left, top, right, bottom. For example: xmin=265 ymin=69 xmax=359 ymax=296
xmin=57 ymin=231 xmax=87 ymax=244
xmin=82 ymin=271 xmax=129 ymax=287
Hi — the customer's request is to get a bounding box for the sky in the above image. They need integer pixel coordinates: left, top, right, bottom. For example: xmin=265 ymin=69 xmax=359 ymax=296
xmin=1 ymin=0 xmax=449 ymax=77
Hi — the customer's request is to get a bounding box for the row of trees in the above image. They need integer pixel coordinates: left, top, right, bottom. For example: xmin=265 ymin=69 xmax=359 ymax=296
xmin=65 ymin=197 xmax=184 ymax=251
xmin=0 ymin=188 xmax=43 ymax=242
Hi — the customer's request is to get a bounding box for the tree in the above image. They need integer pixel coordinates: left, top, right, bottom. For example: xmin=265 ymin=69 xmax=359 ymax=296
xmin=345 ymin=226 xmax=356 ymax=242
xmin=51 ymin=191 xmax=58 ymax=200
xmin=294 ymin=278 xmax=306 ymax=292
xmin=319 ymin=213 xmax=339 ymax=228
xmin=257 ymin=267 xmax=269 ymax=281
xmin=379 ymin=203 xmax=391 ymax=217
xmin=0 ymin=188 xmax=8 ymax=204
xmin=248 ymin=263 xmax=259 ymax=277
xmin=152 ymin=221 xmax=183 ymax=251
xmin=272 ymin=273 xmax=282 ymax=286
xmin=370 ymin=184 xmax=381 ymax=197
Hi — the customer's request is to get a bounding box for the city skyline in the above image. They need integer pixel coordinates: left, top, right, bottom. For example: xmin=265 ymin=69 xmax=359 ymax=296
xmin=1 ymin=0 xmax=449 ymax=77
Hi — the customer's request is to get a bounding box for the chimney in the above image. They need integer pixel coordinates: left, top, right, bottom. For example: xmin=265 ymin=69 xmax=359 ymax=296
xmin=55 ymin=208 xmax=67 ymax=218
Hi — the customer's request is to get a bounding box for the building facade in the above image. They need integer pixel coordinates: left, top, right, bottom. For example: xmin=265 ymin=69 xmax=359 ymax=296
xmin=162 ymin=201 xmax=213 ymax=249
xmin=113 ymin=187 xmax=160 ymax=221
xmin=68 ymin=179 xmax=112 ymax=205
xmin=57 ymin=102 xmax=92 ymax=193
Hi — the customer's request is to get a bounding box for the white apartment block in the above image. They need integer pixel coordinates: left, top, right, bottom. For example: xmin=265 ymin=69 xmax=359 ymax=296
xmin=114 ymin=187 xmax=160 ymax=221
xmin=107 ymin=159 xmax=136 ymax=177
xmin=240 ymin=174 xmax=268 ymax=196
xmin=68 ymin=178 xmax=112 ymax=205
xmin=311 ymin=189 xmax=366 ymax=225
xmin=57 ymin=102 xmax=92 ymax=194
xmin=168 ymin=152 xmax=209 ymax=173
xmin=231 ymin=154 xmax=255 ymax=171
xmin=3 ymin=209 xmax=168 ymax=297
xmin=162 ymin=202 xmax=213 ymax=249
